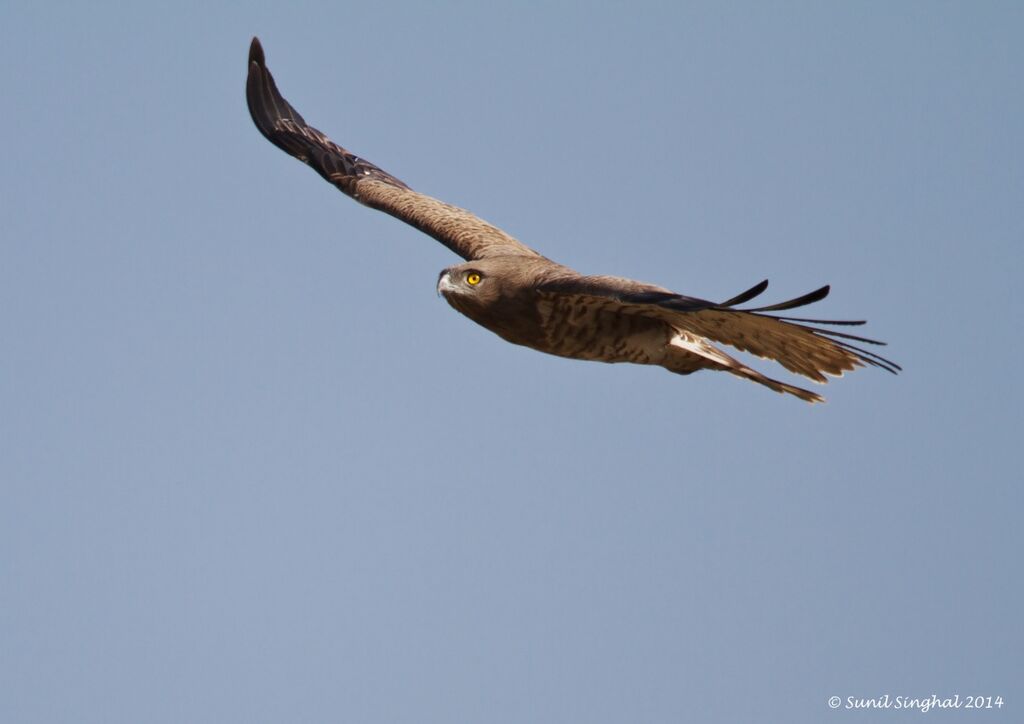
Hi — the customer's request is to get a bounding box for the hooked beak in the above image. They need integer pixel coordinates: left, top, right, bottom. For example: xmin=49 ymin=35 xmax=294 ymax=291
xmin=436 ymin=270 xmax=457 ymax=297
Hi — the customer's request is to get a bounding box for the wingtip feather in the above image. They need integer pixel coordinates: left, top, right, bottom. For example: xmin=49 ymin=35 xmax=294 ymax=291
xmin=249 ymin=37 xmax=265 ymax=67
xmin=720 ymin=279 xmax=769 ymax=307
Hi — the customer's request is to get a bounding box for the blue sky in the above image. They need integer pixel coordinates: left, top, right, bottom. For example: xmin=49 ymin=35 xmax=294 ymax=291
xmin=2 ymin=2 xmax=1021 ymax=722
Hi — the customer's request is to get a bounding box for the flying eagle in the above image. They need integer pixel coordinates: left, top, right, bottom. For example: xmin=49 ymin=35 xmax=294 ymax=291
xmin=246 ymin=38 xmax=898 ymax=403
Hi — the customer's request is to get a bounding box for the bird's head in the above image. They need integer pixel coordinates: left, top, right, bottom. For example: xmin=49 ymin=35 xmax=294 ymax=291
xmin=438 ymin=261 xmax=493 ymax=312
xmin=436 ymin=257 xmax=525 ymax=318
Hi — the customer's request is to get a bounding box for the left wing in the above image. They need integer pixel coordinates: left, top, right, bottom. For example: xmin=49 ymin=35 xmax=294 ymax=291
xmin=536 ymin=275 xmax=900 ymax=383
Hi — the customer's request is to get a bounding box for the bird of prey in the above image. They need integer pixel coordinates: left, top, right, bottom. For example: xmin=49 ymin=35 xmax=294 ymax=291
xmin=246 ymin=37 xmax=898 ymax=403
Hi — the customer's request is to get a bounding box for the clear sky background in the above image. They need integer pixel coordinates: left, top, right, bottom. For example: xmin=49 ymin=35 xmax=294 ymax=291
xmin=2 ymin=2 xmax=1021 ymax=722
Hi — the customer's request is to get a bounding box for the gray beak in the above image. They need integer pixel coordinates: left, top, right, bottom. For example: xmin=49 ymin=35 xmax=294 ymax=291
xmin=436 ymin=270 xmax=455 ymax=297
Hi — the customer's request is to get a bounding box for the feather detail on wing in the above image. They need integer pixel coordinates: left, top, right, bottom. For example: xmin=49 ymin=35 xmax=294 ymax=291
xmin=678 ymin=308 xmax=896 ymax=382
xmin=536 ymin=275 xmax=900 ymax=386
xmin=246 ymin=37 xmax=540 ymax=261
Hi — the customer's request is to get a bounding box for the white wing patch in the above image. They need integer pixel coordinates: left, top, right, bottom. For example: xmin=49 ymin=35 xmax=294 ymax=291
xmin=669 ymin=330 xmax=735 ymax=368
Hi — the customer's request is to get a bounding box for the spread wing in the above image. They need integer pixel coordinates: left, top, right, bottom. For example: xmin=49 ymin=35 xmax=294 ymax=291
xmin=536 ymin=275 xmax=900 ymax=393
xmin=246 ymin=37 xmax=542 ymax=261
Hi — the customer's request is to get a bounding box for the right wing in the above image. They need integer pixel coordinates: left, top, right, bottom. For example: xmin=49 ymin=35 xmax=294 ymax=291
xmin=246 ymin=37 xmax=542 ymax=262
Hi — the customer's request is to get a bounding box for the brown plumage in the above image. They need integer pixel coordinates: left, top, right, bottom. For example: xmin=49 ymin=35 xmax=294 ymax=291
xmin=246 ymin=37 xmax=899 ymax=403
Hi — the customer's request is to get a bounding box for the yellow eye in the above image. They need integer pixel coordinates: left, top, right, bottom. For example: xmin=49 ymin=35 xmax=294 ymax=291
xmin=466 ymin=272 xmax=482 ymax=286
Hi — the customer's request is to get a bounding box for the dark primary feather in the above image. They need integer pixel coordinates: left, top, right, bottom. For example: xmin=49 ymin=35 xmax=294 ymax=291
xmin=743 ymin=284 xmax=830 ymax=312
xmin=720 ymin=279 xmax=769 ymax=307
